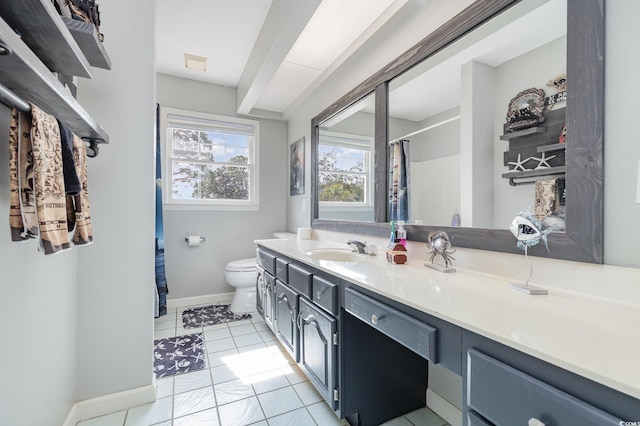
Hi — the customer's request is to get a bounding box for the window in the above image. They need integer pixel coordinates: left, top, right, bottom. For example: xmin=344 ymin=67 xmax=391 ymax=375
xmin=318 ymin=131 xmax=373 ymax=206
xmin=161 ymin=107 xmax=259 ymax=209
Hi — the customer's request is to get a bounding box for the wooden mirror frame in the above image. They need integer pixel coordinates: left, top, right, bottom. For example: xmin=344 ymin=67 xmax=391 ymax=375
xmin=311 ymin=0 xmax=604 ymax=263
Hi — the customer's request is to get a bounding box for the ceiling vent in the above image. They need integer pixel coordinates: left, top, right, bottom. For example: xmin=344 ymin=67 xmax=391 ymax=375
xmin=184 ymin=53 xmax=207 ymax=72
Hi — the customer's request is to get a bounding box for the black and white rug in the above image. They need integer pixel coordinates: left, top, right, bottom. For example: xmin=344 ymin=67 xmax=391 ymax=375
xmin=153 ymin=333 xmax=206 ymax=378
xmin=182 ymin=304 xmax=252 ymax=329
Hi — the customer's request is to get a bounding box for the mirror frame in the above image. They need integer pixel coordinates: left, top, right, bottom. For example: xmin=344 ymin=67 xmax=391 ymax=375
xmin=311 ymin=0 xmax=604 ymax=264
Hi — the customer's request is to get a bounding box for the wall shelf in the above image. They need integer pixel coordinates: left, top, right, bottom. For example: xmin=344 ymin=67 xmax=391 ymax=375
xmin=499 ymin=126 xmax=545 ymax=141
xmin=0 ymin=16 xmax=108 ymax=143
xmin=0 ymin=0 xmax=92 ymax=78
xmin=501 ymin=166 xmax=565 ymax=186
xmin=537 ymin=142 xmax=566 ymax=153
xmin=63 ymin=17 xmax=111 ymax=70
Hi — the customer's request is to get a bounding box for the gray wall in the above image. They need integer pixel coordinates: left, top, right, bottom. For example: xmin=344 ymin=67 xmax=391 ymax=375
xmin=75 ymin=0 xmax=155 ymax=401
xmin=156 ymin=74 xmax=287 ymax=300
xmin=0 ymin=112 xmax=78 ymax=424
xmin=0 ymin=0 xmax=156 ymax=422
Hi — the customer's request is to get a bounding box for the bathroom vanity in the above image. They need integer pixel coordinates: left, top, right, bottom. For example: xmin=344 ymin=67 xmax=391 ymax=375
xmin=255 ymin=238 xmax=640 ymax=426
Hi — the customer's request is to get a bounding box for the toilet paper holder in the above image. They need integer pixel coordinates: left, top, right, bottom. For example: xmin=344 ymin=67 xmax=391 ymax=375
xmin=184 ymin=236 xmax=206 ymax=243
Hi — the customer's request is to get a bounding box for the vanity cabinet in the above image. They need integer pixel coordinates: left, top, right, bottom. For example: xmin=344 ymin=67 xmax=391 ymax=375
xmin=463 ymin=330 xmax=640 ymax=426
xmin=256 ymin=248 xmax=277 ymax=330
xmin=274 ymin=280 xmax=298 ymax=361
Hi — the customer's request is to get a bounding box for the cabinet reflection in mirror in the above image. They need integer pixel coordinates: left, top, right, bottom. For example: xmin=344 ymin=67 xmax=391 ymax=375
xmin=388 ymin=0 xmax=566 ymax=229
xmin=317 ymin=92 xmax=376 ymax=222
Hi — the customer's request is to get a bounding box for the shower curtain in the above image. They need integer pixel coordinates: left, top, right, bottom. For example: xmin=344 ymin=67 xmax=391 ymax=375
xmin=155 ymin=104 xmax=168 ymax=317
xmin=389 ymin=139 xmax=410 ymax=223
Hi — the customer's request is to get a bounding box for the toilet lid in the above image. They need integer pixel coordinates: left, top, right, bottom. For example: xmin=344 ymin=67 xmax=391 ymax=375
xmin=226 ymin=258 xmax=257 ymax=272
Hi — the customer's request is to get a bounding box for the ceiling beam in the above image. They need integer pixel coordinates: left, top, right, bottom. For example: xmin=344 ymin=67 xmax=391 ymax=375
xmin=236 ymin=0 xmax=322 ymax=115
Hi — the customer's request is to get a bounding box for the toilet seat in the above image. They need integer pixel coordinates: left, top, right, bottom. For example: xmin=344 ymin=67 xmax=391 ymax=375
xmin=225 ymin=258 xmax=256 ymax=273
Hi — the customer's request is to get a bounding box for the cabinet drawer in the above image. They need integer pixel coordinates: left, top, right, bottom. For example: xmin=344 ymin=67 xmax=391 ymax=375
xmin=288 ymin=263 xmax=313 ymax=298
xmin=275 ymin=258 xmax=290 ymax=282
xmin=256 ymin=248 xmax=276 ymax=275
xmin=344 ymin=287 xmax=438 ymax=362
xmin=467 ymin=349 xmax=622 ymax=426
xmin=467 ymin=410 xmax=492 ymax=426
xmin=312 ymin=276 xmax=338 ymax=316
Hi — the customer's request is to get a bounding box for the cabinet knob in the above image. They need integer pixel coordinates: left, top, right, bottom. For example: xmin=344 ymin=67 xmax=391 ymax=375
xmin=528 ymin=419 xmax=545 ymax=426
xmin=371 ymin=314 xmax=383 ymax=325
xmin=316 ymin=289 xmax=327 ymax=299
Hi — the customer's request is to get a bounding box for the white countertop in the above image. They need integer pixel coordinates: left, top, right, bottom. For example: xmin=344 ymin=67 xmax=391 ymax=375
xmin=256 ymin=238 xmax=640 ymax=401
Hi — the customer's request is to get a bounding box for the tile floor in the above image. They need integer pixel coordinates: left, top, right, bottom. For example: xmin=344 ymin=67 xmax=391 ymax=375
xmin=78 ymin=302 xmax=450 ymax=426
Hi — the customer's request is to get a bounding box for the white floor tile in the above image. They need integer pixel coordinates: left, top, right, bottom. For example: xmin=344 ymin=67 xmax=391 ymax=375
xmin=293 ymin=381 xmax=323 ymax=405
xmin=258 ymin=331 xmax=277 ymax=343
xmin=404 ymin=407 xmax=448 ymax=426
xmin=173 ymin=407 xmax=220 ymax=426
xmin=266 ymin=407 xmax=316 ymax=426
xmin=281 ymin=364 xmax=307 ymax=385
xmin=230 ymin=324 xmax=257 ymax=336
xmin=77 ymin=410 xmax=126 ymax=426
xmin=124 ymin=396 xmax=173 ymax=426
xmin=154 ymin=319 xmax=175 ymax=331
xmin=206 ymin=337 xmax=237 ymax=353
xmin=203 ymin=323 xmax=230 ymax=332
xmin=174 ymin=368 xmax=212 ymax=394
xmin=214 ymin=378 xmax=257 ymax=405
xmin=208 ymin=348 xmax=239 ymax=368
xmin=218 ymin=396 xmax=265 ymax=426
xmin=233 ymin=332 xmax=264 ymax=347
xmin=249 ymin=370 xmax=292 ymax=395
xmin=228 ymin=318 xmax=254 ymax=328
xmin=242 ymin=356 xmax=281 ymax=376
xmin=253 ymin=322 xmax=270 ymax=332
xmin=156 ymin=377 xmax=174 ymax=399
xmin=211 ymin=361 xmax=248 ymax=384
xmin=153 ymin=329 xmax=175 ymax=341
xmin=173 ymin=386 xmax=216 ymax=418
xmin=256 ymin=386 xmax=303 ymax=418
xmin=205 ymin=328 xmax=233 ymax=342
xmin=381 ymin=417 xmax=414 ymax=426
xmin=237 ymin=343 xmax=269 ymax=360
xmin=306 ymin=401 xmax=342 ymax=426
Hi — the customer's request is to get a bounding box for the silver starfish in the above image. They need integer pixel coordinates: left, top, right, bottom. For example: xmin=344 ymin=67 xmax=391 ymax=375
xmin=531 ymin=152 xmax=556 ymax=169
xmin=508 ymin=153 xmax=532 ymax=171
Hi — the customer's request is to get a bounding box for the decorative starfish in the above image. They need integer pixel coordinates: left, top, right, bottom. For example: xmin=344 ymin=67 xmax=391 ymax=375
xmin=531 ymin=152 xmax=556 ymax=169
xmin=508 ymin=153 xmax=532 ymax=171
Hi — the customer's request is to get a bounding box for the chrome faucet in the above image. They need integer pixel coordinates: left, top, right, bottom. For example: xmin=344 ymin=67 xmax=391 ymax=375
xmin=346 ymin=240 xmax=372 ymax=255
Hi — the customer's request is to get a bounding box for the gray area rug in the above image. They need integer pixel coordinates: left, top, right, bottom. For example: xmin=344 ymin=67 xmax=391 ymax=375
xmin=153 ymin=333 xmax=205 ymax=378
xmin=182 ymin=304 xmax=251 ymax=329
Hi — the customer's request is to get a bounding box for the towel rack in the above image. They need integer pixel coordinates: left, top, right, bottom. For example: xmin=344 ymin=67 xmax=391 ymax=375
xmin=0 ymin=3 xmax=109 ymax=157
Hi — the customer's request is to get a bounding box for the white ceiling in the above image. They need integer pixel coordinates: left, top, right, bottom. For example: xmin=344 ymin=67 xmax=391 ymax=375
xmin=155 ymin=0 xmax=406 ymax=118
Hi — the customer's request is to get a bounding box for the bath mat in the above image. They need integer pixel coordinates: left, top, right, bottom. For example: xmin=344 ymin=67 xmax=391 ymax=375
xmin=153 ymin=333 xmax=205 ymax=378
xmin=182 ymin=304 xmax=251 ymax=329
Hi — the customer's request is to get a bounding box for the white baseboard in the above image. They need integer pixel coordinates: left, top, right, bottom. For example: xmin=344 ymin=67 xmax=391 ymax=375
xmin=63 ymin=381 xmax=156 ymax=426
xmin=167 ymin=292 xmax=234 ymax=309
xmin=427 ymin=388 xmax=462 ymax=426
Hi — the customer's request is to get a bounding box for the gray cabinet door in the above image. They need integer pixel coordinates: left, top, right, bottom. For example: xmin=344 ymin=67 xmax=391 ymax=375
xmin=275 ymin=280 xmax=298 ymax=361
xmin=260 ymin=270 xmax=276 ymax=331
xmin=298 ymin=297 xmax=338 ymax=410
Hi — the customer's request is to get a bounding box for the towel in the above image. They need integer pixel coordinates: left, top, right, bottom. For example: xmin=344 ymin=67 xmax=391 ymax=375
xmin=57 ymin=119 xmax=82 ymax=196
xmin=69 ymin=132 xmax=93 ymax=245
xmin=8 ymin=108 xmax=39 ymax=241
xmin=29 ymin=104 xmax=71 ymax=255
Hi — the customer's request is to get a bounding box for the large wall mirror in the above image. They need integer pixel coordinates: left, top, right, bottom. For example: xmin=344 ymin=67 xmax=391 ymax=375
xmin=311 ymin=0 xmax=604 ymax=263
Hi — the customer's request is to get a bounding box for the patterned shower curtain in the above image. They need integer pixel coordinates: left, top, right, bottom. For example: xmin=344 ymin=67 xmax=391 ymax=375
xmin=389 ymin=139 xmax=410 ymax=223
xmin=155 ymin=104 xmax=168 ymax=317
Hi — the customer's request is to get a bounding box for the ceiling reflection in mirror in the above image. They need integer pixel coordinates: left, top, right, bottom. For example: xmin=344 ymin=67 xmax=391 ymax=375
xmin=317 ymin=91 xmax=376 ymax=222
xmin=388 ymin=0 xmax=567 ymax=230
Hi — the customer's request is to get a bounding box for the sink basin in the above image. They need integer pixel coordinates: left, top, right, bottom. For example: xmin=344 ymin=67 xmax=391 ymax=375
xmin=305 ymin=249 xmax=362 ymax=262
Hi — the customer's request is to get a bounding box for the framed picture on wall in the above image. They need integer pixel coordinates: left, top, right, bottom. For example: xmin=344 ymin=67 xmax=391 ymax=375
xmin=290 ymin=137 xmax=305 ymax=195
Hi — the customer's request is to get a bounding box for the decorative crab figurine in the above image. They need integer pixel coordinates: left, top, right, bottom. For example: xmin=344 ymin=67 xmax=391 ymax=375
xmin=426 ymin=231 xmax=456 ymax=270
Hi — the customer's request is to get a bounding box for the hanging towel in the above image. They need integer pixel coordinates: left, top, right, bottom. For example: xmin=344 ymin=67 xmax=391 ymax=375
xmin=57 ymin=119 xmax=82 ymax=196
xmin=69 ymin=132 xmax=93 ymax=245
xmin=9 ymin=108 xmax=38 ymax=241
xmin=29 ymin=104 xmax=71 ymax=255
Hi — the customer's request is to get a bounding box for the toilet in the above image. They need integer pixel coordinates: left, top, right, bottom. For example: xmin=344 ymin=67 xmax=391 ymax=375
xmin=225 ymin=232 xmax=296 ymax=314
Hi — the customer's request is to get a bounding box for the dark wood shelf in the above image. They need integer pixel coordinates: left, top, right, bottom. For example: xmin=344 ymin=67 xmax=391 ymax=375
xmin=63 ymin=17 xmax=111 ymax=70
xmin=0 ymin=0 xmax=92 ymax=78
xmin=499 ymin=126 xmax=545 ymax=141
xmin=0 ymin=16 xmax=108 ymax=142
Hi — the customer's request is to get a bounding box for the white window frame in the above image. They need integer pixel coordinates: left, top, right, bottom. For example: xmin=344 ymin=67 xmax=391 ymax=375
xmin=318 ymin=130 xmax=373 ymax=208
xmin=160 ymin=106 xmax=260 ymax=211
